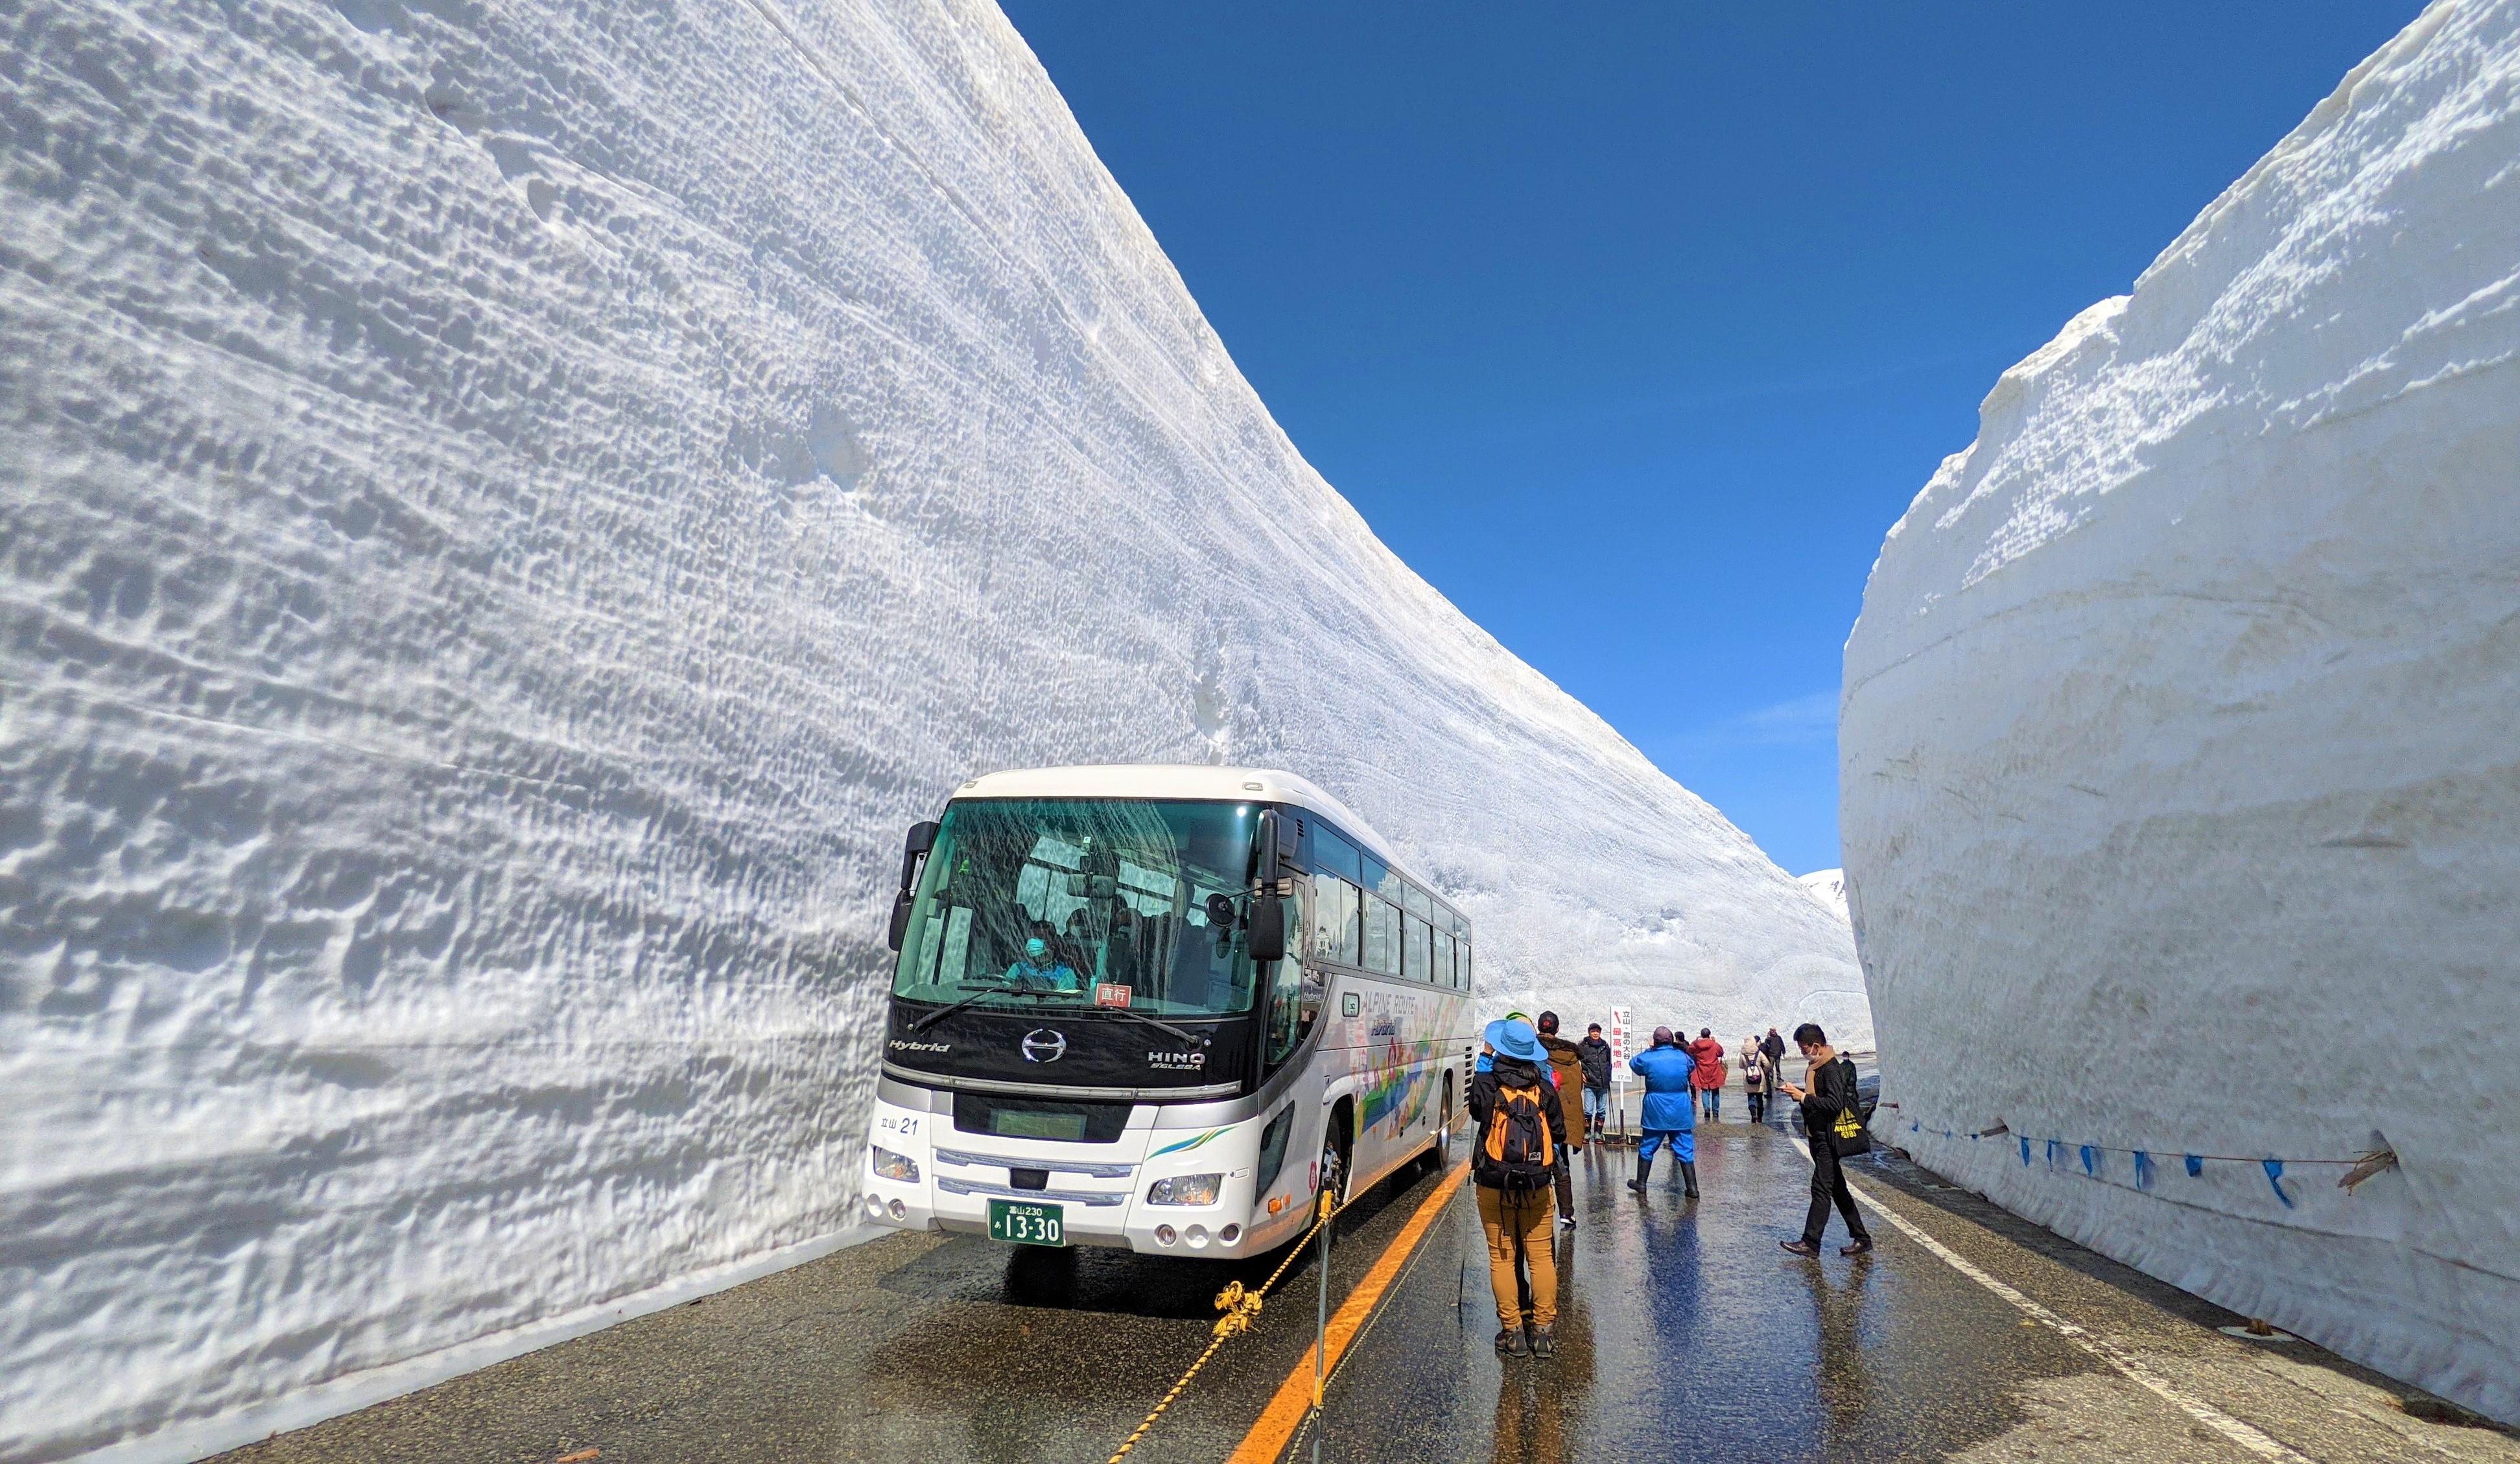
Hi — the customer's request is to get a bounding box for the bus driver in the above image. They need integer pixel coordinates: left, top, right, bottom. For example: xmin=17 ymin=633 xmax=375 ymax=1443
xmin=1004 ymin=936 xmax=1080 ymax=992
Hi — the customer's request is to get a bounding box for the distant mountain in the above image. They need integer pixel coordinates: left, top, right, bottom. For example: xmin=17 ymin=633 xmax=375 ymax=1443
xmin=1798 ymin=869 xmax=1850 ymax=921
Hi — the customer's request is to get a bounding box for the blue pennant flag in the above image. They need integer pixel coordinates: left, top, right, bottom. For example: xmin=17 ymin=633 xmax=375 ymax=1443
xmin=2046 ymin=1139 xmax=2062 ymax=1169
xmin=2134 ymin=1151 xmax=2155 ymax=1190
xmin=2184 ymin=1154 xmax=2204 ymax=1177
xmin=2080 ymin=1144 xmax=2097 ymax=1177
xmin=2263 ymin=1159 xmax=2294 ymax=1209
xmin=2020 ymin=1137 xmax=2032 ymax=1167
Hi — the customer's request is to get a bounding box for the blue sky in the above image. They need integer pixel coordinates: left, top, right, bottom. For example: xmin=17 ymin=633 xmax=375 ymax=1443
xmin=1000 ymin=1 xmax=2423 ymax=877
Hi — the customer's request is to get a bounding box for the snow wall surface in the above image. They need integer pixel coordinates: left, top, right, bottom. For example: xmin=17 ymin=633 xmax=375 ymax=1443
xmin=1841 ymin=0 xmax=2519 ymax=1424
xmin=0 ymin=0 xmax=1861 ymax=1456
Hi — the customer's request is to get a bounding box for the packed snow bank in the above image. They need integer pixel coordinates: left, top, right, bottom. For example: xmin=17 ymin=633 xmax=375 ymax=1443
xmin=0 ymin=0 xmax=1855 ymax=1456
xmin=1841 ymin=0 xmax=2520 ymax=1423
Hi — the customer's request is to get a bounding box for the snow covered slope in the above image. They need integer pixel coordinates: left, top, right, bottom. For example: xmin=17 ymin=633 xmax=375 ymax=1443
xmin=0 ymin=0 xmax=1856 ymax=1457
xmin=1842 ymin=0 xmax=2519 ymax=1423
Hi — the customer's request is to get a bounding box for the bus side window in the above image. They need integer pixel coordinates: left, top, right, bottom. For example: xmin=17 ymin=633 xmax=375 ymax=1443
xmin=1266 ymin=884 xmax=1310 ymax=1069
xmin=1363 ymin=897 xmax=1399 ymax=976
xmin=1312 ymin=876 xmax=1358 ymax=967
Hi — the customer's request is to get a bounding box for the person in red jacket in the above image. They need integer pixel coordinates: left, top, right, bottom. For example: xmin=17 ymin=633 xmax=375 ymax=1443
xmin=1687 ymin=1028 xmax=1726 ymax=1122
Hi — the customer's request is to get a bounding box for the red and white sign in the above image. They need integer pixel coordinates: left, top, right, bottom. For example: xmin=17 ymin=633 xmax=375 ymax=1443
xmin=1094 ymin=983 xmax=1133 ymax=1009
xmin=1608 ymin=1005 xmax=1631 ymax=1081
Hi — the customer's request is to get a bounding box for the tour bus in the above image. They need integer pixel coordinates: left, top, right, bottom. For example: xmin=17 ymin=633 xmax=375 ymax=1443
xmin=858 ymin=765 xmax=1479 ymax=1258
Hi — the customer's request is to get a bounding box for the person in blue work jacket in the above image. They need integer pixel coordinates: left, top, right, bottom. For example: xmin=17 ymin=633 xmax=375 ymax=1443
xmin=1627 ymin=1025 xmax=1699 ymax=1198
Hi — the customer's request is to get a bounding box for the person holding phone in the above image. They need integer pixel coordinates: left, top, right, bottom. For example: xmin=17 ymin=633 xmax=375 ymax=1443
xmin=1778 ymin=1022 xmax=1873 ymax=1257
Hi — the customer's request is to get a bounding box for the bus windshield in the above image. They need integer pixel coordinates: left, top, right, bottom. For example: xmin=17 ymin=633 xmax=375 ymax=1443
xmin=891 ymin=799 xmax=1262 ymax=1019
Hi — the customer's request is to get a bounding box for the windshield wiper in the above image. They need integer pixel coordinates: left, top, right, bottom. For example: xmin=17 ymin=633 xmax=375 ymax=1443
xmin=909 ymin=984 xmax=1055 ymax=1035
xmin=1092 ymin=1004 xmax=1207 ymax=1047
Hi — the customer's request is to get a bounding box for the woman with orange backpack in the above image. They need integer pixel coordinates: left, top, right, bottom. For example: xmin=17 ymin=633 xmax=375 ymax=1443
xmin=1469 ymin=1018 xmax=1571 ymax=1359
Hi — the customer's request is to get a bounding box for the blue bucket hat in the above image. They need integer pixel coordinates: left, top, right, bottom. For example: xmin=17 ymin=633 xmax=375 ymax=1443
xmin=1025 ymin=938 xmax=1048 ymax=960
xmin=1491 ymin=1019 xmax=1543 ymax=1065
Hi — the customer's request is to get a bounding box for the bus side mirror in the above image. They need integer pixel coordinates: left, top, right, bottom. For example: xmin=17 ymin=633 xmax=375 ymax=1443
xmin=1249 ymin=888 xmax=1287 ymax=962
xmin=1249 ymin=810 xmax=1288 ymax=962
xmin=887 ymin=820 xmax=940 ymax=952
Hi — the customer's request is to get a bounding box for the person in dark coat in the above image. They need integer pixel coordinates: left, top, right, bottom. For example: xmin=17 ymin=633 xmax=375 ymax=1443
xmin=1760 ymin=1027 xmax=1789 ymax=1124
xmin=1624 ymin=1026 xmax=1699 ymax=1197
xmin=1778 ymin=1022 xmax=1874 ymax=1257
xmin=1575 ymin=1023 xmax=1613 ymax=1141
xmin=1535 ymin=1012 xmax=1587 ymax=1231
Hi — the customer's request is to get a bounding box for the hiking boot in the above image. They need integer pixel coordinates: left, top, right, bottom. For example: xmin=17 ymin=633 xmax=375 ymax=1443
xmin=1529 ymin=1325 xmax=1556 ymax=1359
xmin=1496 ymin=1327 xmax=1529 ymax=1357
xmin=1780 ymin=1239 xmax=1822 ymax=1257
xmin=1626 ymin=1157 xmax=1652 ymax=1192
xmin=1840 ymin=1238 xmax=1874 ymax=1257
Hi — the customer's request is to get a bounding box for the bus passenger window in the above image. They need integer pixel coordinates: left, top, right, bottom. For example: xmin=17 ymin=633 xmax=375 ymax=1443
xmin=1315 ymin=829 xmax=1363 ymax=886
xmin=1312 ymin=877 xmax=1360 ymax=968
xmin=1364 ymin=898 xmax=1399 ymax=975
xmin=1436 ymin=930 xmax=1455 ymax=989
xmin=1404 ymin=914 xmax=1430 ymax=982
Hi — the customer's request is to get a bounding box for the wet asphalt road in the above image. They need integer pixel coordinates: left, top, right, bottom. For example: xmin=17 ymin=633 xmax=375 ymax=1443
xmin=217 ymin=1119 xmax=2515 ymax=1464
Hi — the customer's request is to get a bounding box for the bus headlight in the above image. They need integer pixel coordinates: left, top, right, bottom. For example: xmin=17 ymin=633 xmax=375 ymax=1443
xmin=1146 ymin=1173 xmax=1223 ymax=1206
xmin=870 ymin=1146 xmax=920 ymax=1183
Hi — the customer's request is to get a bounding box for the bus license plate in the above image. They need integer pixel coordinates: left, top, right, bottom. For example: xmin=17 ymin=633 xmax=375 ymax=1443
xmin=989 ymin=1199 xmax=1064 ymax=1247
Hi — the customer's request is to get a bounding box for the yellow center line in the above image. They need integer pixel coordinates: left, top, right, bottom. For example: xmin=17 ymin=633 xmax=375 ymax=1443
xmin=1223 ymin=1159 xmax=1470 ymax=1464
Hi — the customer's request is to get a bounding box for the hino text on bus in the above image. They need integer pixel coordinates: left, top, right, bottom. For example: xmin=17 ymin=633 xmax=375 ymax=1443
xmin=858 ymin=766 xmax=1479 ymax=1257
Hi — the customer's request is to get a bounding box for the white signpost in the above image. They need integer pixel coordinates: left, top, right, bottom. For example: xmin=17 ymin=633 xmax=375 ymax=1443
xmin=1607 ymin=1005 xmax=1631 ymax=1142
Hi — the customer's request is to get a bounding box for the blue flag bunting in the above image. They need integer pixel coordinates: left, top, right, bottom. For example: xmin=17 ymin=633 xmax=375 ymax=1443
xmin=2185 ymin=1154 xmax=2204 ymax=1177
xmin=2080 ymin=1144 xmax=2097 ymax=1177
xmin=2134 ymin=1151 xmax=2155 ymax=1190
xmin=2263 ymin=1159 xmax=2294 ymax=1208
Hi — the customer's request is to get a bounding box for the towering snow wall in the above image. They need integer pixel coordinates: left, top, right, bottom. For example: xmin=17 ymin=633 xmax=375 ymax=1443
xmin=1842 ymin=0 xmax=2519 ymax=1424
xmin=0 ymin=0 xmax=1858 ymax=1457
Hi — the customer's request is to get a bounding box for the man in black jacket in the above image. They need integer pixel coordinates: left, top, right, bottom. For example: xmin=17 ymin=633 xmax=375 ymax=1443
xmin=1776 ymin=1022 xmax=1874 ymax=1257
xmin=1575 ymin=1023 xmax=1613 ymax=1141
xmin=1759 ymin=1028 xmax=1788 ymax=1125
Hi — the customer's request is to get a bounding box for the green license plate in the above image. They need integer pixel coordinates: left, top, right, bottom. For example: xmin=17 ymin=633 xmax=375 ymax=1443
xmin=988 ymin=1198 xmax=1065 ymax=1247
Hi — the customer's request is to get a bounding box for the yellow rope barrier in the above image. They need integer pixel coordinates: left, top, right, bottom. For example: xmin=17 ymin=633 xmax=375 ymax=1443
xmin=1101 ymin=1186 xmax=1343 ymax=1463
xmin=1103 ymin=1116 xmax=1461 ymax=1463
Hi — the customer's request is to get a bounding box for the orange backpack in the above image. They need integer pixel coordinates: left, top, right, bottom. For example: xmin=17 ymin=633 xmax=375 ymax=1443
xmin=1479 ymin=1080 xmax=1556 ymax=1189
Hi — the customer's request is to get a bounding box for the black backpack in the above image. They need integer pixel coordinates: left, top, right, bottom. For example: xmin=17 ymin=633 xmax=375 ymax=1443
xmin=1478 ymin=1079 xmax=1557 ymax=1189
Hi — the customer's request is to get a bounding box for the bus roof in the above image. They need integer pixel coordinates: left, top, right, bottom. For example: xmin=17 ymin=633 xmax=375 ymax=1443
xmin=950 ymin=764 xmax=1402 ymax=869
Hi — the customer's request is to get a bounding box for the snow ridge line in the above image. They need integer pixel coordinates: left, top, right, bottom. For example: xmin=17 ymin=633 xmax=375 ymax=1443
xmin=1788 ymin=1136 xmax=2314 ymax=1463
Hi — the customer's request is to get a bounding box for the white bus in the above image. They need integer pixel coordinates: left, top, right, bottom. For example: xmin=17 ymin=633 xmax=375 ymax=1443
xmin=858 ymin=765 xmax=1478 ymax=1258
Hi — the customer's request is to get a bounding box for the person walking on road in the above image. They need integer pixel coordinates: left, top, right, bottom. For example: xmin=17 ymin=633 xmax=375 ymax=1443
xmin=1625 ymin=1026 xmax=1699 ymax=1198
xmin=1778 ymin=1022 xmax=1874 ymax=1257
xmin=1575 ymin=1022 xmax=1612 ymax=1142
xmin=1535 ymin=1012 xmax=1587 ymax=1231
xmin=1688 ymin=1028 xmax=1726 ymax=1122
xmin=1737 ymin=1035 xmax=1767 ymax=1124
xmin=1760 ymin=1027 xmax=1788 ymax=1124
xmin=1470 ymin=1019 xmax=1570 ymax=1358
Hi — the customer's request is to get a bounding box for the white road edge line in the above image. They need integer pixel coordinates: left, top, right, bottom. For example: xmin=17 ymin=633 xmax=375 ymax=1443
xmin=1787 ymin=1133 xmax=2316 ymax=1464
